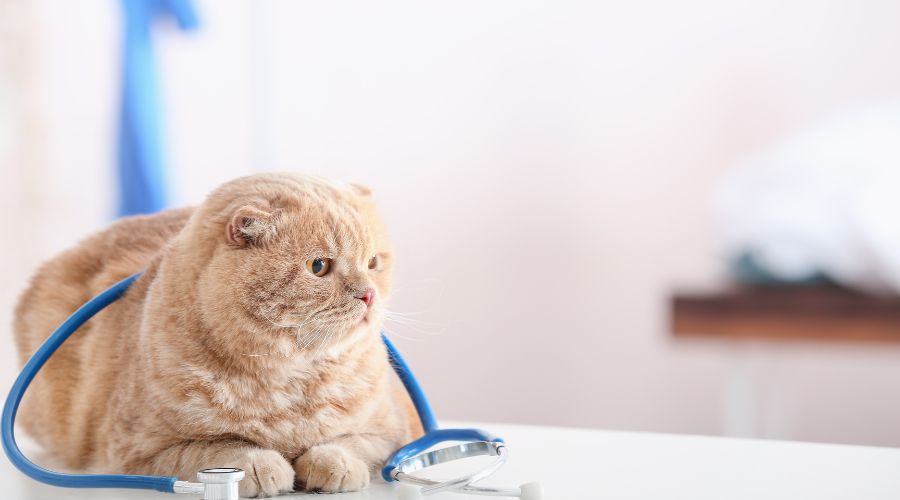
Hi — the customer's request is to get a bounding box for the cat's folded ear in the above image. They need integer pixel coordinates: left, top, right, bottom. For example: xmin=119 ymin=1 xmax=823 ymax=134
xmin=350 ymin=183 xmax=372 ymax=196
xmin=226 ymin=205 xmax=278 ymax=247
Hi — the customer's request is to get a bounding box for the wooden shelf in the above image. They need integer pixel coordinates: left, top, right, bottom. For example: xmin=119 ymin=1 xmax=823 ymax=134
xmin=672 ymin=285 xmax=900 ymax=343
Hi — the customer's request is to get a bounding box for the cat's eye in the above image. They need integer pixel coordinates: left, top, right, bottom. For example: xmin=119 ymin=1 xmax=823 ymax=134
xmin=306 ymin=258 xmax=332 ymax=277
xmin=368 ymin=255 xmax=380 ymax=270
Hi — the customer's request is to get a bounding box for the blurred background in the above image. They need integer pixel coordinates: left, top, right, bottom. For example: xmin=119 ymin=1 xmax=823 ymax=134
xmin=4 ymin=0 xmax=900 ymax=448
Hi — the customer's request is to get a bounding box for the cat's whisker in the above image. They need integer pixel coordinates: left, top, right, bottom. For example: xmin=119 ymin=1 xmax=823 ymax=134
xmin=296 ymin=323 xmax=324 ymax=352
xmin=264 ymin=312 xmax=316 ymax=330
xmin=240 ymin=317 xmax=322 ymax=358
xmin=382 ymin=311 xmax=448 ymax=332
xmin=383 ymin=309 xmax=433 ymax=317
xmin=302 ymin=328 xmax=324 ymax=352
xmin=382 ymin=315 xmax=446 ymax=337
xmin=314 ymin=323 xmax=337 ymax=358
xmin=383 ymin=320 xmax=445 ymax=340
xmin=383 ymin=308 xmax=447 ymax=322
xmin=382 ymin=323 xmax=444 ymax=339
xmin=381 ymin=326 xmax=426 ymax=343
xmin=318 ymin=321 xmax=346 ymax=358
xmin=301 ymin=315 xmax=340 ymax=355
xmin=310 ymin=327 xmax=326 ymax=358
xmin=382 ymin=313 xmax=444 ymax=327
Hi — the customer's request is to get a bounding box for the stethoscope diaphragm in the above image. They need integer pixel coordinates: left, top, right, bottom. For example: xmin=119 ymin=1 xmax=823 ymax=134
xmin=392 ymin=441 xmax=542 ymax=499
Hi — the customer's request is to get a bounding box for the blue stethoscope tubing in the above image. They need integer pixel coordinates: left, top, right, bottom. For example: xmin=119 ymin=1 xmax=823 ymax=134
xmin=0 ymin=273 xmax=175 ymax=491
xmin=1 ymin=272 xmax=502 ymax=493
xmin=380 ymin=335 xmax=502 ymax=482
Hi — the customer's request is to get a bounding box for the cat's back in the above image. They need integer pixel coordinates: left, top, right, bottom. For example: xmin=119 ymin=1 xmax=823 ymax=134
xmin=14 ymin=207 xmax=194 ymax=356
xmin=12 ymin=207 xmax=193 ymax=458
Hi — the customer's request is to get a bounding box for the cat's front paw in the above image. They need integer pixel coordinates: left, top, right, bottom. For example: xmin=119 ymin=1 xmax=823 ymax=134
xmin=294 ymin=444 xmax=370 ymax=492
xmin=232 ymin=449 xmax=295 ymax=498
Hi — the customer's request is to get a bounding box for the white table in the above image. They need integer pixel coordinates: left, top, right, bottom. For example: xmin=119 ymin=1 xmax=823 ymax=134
xmin=7 ymin=422 xmax=900 ymax=499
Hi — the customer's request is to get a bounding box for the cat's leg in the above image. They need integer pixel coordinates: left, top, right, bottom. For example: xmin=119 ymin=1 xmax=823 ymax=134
xmin=146 ymin=440 xmax=295 ymax=498
xmin=293 ymin=433 xmax=397 ymax=492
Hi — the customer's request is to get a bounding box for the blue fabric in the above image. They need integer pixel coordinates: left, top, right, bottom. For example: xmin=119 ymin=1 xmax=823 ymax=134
xmin=117 ymin=0 xmax=198 ymax=217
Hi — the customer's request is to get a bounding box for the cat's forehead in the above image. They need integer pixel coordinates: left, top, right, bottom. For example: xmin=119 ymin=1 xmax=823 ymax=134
xmin=280 ymin=196 xmax=375 ymax=253
xmin=204 ymin=173 xmax=382 ymax=254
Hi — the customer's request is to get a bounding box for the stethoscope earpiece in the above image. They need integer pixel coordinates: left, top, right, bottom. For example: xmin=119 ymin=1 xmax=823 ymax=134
xmin=518 ymin=481 xmax=544 ymax=500
xmin=398 ymin=482 xmax=421 ymax=500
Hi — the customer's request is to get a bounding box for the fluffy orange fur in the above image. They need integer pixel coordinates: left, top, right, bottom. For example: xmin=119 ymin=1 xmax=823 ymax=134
xmin=13 ymin=173 xmax=422 ymax=497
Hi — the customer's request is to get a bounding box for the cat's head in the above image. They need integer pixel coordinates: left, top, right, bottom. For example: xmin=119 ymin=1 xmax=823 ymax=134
xmin=179 ymin=173 xmax=393 ymax=356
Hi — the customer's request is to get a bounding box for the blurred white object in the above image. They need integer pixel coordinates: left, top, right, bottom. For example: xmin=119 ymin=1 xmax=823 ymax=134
xmin=715 ymin=101 xmax=900 ymax=293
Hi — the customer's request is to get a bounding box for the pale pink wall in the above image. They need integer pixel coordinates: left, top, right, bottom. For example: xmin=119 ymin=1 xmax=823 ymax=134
xmin=4 ymin=0 xmax=900 ymax=446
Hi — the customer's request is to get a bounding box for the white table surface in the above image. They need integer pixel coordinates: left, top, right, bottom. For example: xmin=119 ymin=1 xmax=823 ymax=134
xmin=7 ymin=422 xmax=900 ymax=499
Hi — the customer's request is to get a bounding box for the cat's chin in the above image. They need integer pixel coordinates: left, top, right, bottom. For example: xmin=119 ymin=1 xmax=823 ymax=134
xmin=355 ymin=305 xmax=377 ymax=325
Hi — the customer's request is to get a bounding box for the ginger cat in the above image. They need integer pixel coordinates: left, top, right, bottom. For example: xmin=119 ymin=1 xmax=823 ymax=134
xmin=13 ymin=173 xmax=422 ymax=497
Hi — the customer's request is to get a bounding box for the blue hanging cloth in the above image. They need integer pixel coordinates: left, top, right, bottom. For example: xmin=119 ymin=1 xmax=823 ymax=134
xmin=117 ymin=0 xmax=199 ymax=217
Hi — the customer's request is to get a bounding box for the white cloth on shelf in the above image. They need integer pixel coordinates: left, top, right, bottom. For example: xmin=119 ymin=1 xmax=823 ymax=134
xmin=714 ymin=101 xmax=900 ymax=293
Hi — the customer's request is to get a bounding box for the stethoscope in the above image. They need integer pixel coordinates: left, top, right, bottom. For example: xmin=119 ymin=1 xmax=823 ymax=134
xmin=1 ymin=273 xmax=543 ymax=499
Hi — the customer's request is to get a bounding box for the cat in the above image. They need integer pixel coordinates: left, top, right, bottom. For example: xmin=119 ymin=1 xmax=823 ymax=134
xmin=13 ymin=173 xmax=422 ymax=497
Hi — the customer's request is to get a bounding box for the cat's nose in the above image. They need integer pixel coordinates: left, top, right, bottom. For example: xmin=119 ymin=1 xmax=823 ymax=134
xmin=357 ymin=288 xmax=375 ymax=308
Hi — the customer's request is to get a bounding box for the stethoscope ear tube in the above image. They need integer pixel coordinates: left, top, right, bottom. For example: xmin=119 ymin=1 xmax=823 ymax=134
xmin=1 ymin=273 xmax=179 ymax=492
xmin=2 ymin=274 xmax=247 ymax=498
xmin=381 ymin=334 xmax=440 ymax=433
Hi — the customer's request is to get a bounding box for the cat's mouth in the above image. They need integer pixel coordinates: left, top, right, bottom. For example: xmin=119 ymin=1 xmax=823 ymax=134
xmin=354 ymin=302 xmax=375 ymax=325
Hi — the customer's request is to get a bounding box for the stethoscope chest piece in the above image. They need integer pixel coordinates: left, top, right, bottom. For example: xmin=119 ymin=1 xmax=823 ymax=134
xmin=392 ymin=441 xmax=543 ymax=499
xmin=196 ymin=468 xmax=244 ymax=500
